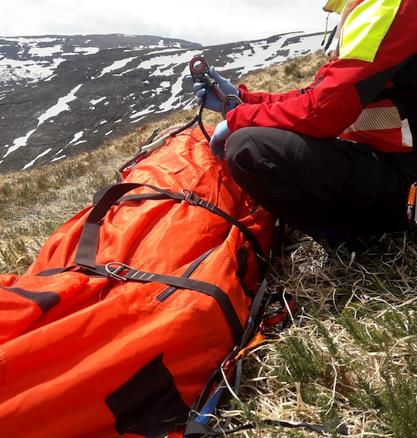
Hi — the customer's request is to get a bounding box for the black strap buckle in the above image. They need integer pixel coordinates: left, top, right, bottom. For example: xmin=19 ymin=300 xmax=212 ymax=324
xmin=182 ymin=189 xmax=202 ymax=206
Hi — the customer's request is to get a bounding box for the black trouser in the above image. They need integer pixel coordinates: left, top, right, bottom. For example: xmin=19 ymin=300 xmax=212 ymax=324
xmin=225 ymin=127 xmax=417 ymax=245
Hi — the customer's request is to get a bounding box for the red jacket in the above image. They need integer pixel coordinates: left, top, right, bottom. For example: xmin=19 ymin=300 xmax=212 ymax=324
xmin=226 ymin=0 xmax=417 ymax=153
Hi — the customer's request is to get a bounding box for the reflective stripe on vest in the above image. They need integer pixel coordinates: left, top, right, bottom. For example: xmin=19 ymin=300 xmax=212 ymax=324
xmin=339 ymin=0 xmax=402 ymax=62
xmin=343 ymin=104 xmax=413 ymax=148
xmin=402 ymin=119 xmax=413 ymax=147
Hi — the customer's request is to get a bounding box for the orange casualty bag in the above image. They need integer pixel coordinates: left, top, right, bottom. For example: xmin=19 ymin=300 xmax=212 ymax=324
xmin=0 ymin=126 xmax=273 ymax=437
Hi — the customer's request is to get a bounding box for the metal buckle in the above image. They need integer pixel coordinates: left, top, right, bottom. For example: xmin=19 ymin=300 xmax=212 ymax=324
xmin=182 ymin=189 xmax=201 ymax=206
xmin=105 ymin=262 xmax=130 ymax=281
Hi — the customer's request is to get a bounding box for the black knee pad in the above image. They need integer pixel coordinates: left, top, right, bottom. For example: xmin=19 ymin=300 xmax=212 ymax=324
xmin=225 ymin=128 xmax=254 ymax=165
xmin=225 ymin=128 xmax=272 ymax=179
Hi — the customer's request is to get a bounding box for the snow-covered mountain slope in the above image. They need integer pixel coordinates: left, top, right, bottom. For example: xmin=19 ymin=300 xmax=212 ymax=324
xmin=0 ymin=34 xmax=199 ymax=98
xmin=0 ymin=32 xmax=323 ymax=172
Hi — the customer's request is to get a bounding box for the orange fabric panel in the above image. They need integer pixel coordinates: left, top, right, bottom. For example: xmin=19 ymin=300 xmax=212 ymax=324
xmin=0 ymin=274 xmax=17 ymax=286
xmin=0 ymin=273 xmax=92 ymax=343
xmin=0 ymin=127 xmax=273 ymax=437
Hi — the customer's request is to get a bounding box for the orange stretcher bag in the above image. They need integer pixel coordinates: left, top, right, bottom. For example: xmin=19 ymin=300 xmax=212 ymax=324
xmin=0 ymin=126 xmax=273 ymax=437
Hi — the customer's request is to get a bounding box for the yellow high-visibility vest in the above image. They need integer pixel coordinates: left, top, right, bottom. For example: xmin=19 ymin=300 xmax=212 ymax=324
xmin=339 ymin=0 xmax=402 ymax=62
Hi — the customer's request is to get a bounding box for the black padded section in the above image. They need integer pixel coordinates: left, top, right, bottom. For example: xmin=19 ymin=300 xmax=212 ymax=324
xmin=106 ymin=354 xmax=189 ymax=438
xmin=3 ymin=287 xmax=60 ymax=313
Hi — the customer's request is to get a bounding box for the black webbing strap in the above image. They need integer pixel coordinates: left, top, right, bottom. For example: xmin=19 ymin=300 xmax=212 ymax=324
xmin=36 ymin=267 xmax=71 ymax=277
xmin=184 ymin=282 xmax=267 ymax=436
xmin=117 ymin=193 xmax=170 ymax=203
xmin=181 ymin=190 xmax=266 ymax=278
xmin=36 ymin=266 xmax=105 ymax=279
xmin=239 ymin=279 xmax=267 ymax=348
xmin=98 ymin=263 xmax=243 ymax=345
xmin=75 ymin=183 xmax=183 ymax=269
xmin=157 ymin=247 xmax=217 ymax=302
xmin=93 ymin=191 xmax=171 ymax=206
xmin=75 ymin=183 xmax=266 ymax=278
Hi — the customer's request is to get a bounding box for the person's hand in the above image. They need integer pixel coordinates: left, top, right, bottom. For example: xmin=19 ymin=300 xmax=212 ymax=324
xmin=185 ymin=66 xmax=239 ymax=113
xmin=209 ymin=120 xmax=231 ymax=159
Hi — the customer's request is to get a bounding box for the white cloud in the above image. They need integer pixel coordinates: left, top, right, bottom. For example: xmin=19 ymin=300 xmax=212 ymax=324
xmin=0 ymin=0 xmax=338 ymax=45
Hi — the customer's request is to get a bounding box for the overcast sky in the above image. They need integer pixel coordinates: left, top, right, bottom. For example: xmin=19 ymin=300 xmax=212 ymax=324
xmin=0 ymin=0 xmax=338 ymax=45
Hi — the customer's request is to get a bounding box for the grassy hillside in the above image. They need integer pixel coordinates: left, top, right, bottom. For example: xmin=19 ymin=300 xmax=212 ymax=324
xmin=2 ymin=52 xmax=416 ymax=437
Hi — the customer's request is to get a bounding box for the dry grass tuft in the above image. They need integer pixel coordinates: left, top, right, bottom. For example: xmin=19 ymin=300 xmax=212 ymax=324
xmin=220 ymin=232 xmax=417 ymax=437
xmin=240 ymin=52 xmax=325 ymax=95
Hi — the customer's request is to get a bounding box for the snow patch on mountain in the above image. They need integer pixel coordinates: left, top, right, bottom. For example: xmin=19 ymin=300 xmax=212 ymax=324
xmin=38 ymin=84 xmax=83 ymax=125
xmin=0 ymin=57 xmax=64 ymax=82
xmin=69 ymin=131 xmax=84 ymax=144
xmin=130 ymin=108 xmax=152 ymax=119
xmin=74 ymin=47 xmax=99 ymax=55
xmin=51 ymin=155 xmax=66 ymax=163
xmin=156 ymin=65 xmax=190 ymax=113
xmin=218 ymin=32 xmax=323 ymax=76
xmin=3 ymin=37 xmax=58 ymax=44
xmin=4 ymin=129 xmax=37 ymax=158
xmin=28 ymin=45 xmax=63 ymax=57
xmin=139 ymin=50 xmax=202 ymax=77
xmin=98 ymin=57 xmax=137 ymax=78
xmin=23 ymin=147 xmax=52 ymax=170
xmin=3 ymin=84 xmax=83 ymax=159
xmin=90 ymin=97 xmax=106 ymax=106
xmin=147 ymin=48 xmax=184 ymax=56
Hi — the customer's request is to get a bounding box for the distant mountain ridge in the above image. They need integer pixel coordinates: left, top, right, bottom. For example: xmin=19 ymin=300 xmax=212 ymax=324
xmin=0 ymin=32 xmax=323 ymax=172
xmin=0 ymin=34 xmax=201 ymax=97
